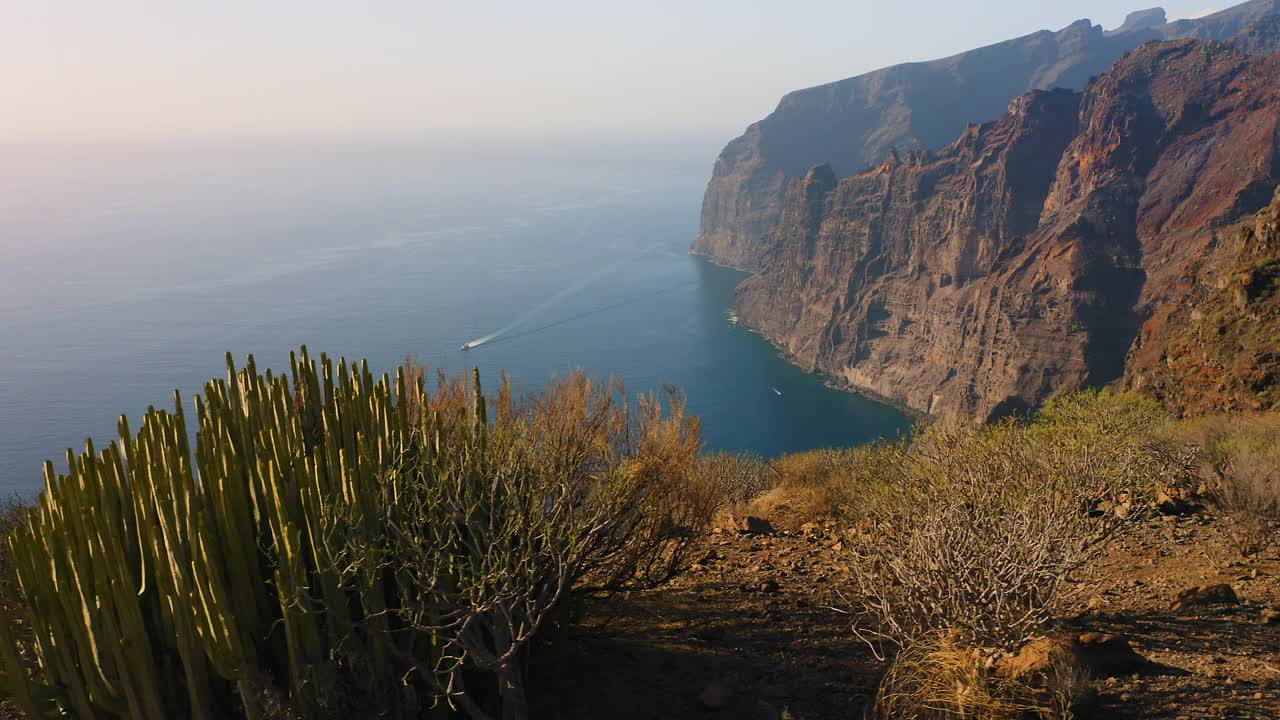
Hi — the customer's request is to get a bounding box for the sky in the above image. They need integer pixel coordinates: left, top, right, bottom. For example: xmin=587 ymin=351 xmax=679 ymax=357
xmin=0 ymin=1 xmax=1233 ymax=142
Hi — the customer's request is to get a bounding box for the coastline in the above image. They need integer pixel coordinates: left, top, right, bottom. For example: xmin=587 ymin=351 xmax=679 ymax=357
xmin=690 ymin=249 xmax=930 ymax=425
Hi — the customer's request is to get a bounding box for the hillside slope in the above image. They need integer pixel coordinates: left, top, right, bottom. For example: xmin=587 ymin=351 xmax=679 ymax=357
xmin=1126 ymin=188 xmax=1280 ymax=415
xmin=735 ymin=39 xmax=1280 ymax=420
xmin=694 ymin=1 xmax=1280 ymax=270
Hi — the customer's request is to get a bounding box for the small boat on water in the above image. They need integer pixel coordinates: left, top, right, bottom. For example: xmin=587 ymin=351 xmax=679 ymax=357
xmin=460 ymin=342 xmax=476 ymax=351
xmin=726 ymin=311 xmax=740 ymax=325
xmin=770 ymin=386 xmax=782 ymax=396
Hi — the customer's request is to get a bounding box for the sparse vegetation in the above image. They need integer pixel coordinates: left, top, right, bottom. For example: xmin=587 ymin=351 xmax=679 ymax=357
xmin=4 ymin=362 xmax=1280 ymax=719
xmin=719 ymin=390 xmax=1204 ymax=718
xmin=0 ymin=350 xmax=713 ymax=720
xmin=845 ymin=422 xmax=1113 ymax=655
xmin=871 ymin=631 xmax=1086 ymax=720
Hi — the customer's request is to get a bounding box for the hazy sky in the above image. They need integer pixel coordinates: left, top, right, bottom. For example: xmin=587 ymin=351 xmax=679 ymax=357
xmin=1 ymin=2 xmax=1230 ymax=141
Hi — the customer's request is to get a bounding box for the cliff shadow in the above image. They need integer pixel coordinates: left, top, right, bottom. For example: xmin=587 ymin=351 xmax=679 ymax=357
xmin=1080 ymin=262 xmax=1147 ymax=389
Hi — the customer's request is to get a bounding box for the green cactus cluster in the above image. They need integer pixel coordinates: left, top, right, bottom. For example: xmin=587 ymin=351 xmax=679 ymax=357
xmin=0 ymin=348 xmax=469 ymax=719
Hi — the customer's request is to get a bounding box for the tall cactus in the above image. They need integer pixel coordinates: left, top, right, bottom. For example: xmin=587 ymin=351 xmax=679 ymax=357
xmin=0 ymin=348 xmax=705 ymax=720
xmin=0 ymin=349 xmax=463 ymax=719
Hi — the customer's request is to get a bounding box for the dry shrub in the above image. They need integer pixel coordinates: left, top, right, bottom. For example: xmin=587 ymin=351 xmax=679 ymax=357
xmin=1186 ymin=413 xmax=1280 ymax=555
xmin=1028 ymin=389 xmax=1197 ymax=510
xmin=736 ymin=444 xmax=912 ymax=530
xmin=848 ymin=423 xmax=1113 ymax=654
xmin=872 ymin=632 xmax=1085 ymax=720
xmin=848 ymin=391 xmax=1191 ymax=719
xmin=741 ymin=484 xmax=831 ymax=530
xmin=743 ymin=451 xmax=842 ymax=529
xmin=695 ymin=452 xmax=774 ymax=510
xmin=340 ymin=371 xmax=714 ymax=719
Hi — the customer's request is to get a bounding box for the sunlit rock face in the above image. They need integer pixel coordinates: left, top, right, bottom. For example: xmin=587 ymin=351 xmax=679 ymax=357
xmin=694 ymin=1 xmax=1280 ymax=272
xmin=734 ymin=39 xmax=1280 ymax=420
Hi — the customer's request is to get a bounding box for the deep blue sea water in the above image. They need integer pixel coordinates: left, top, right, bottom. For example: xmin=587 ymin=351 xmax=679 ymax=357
xmin=0 ymin=139 xmax=912 ymax=496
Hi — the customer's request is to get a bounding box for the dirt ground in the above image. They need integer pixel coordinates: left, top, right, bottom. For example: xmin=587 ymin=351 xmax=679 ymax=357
xmin=530 ymin=513 xmax=1280 ymax=719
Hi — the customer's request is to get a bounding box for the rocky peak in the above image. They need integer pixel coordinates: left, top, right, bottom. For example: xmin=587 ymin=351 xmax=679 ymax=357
xmin=695 ymin=3 xmax=1280 ymax=273
xmin=1113 ymin=8 xmax=1168 ymax=34
xmin=801 ymin=164 xmax=837 ymax=195
xmin=1231 ymin=13 xmax=1280 ymax=52
xmin=799 ymin=164 xmax=837 ymax=226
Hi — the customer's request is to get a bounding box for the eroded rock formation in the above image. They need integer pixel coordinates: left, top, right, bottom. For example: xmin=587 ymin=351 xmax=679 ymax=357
xmin=695 ymin=1 xmax=1280 ymax=270
xmin=1125 ymin=188 xmax=1280 ymax=414
xmin=735 ymin=39 xmax=1280 ymax=419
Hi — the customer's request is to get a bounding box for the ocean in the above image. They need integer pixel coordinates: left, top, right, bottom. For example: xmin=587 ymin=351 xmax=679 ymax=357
xmin=0 ymin=138 xmax=912 ymax=496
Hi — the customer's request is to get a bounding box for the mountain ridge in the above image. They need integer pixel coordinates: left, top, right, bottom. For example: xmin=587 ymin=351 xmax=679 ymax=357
xmin=733 ymin=36 xmax=1280 ymax=419
xmin=695 ymin=0 xmax=1280 ymax=270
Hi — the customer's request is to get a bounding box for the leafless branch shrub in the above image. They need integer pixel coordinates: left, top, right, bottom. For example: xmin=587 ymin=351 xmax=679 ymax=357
xmin=847 ymin=424 xmax=1114 ymax=655
xmin=695 ymin=452 xmax=774 ymax=509
xmin=331 ymin=371 xmax=714 ymax=720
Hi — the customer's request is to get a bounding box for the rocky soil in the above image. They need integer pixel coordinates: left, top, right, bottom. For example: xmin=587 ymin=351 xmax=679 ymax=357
xmin=532 ymin=513 xmax=1280 ymax=719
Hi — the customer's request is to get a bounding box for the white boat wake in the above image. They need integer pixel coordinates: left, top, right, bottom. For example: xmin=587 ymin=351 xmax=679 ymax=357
xmin=462 ymin=218 xmax=625 ymax=350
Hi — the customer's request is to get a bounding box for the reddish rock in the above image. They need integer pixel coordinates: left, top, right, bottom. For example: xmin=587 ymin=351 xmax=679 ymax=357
xmin=733 ymin=40 xmax=1280 ymax=420
xmin=695 ymin=10 xmax=1280 ymax=272
xmin=1002 ymin=633 xmax=1147 ymax=681
xmin=1173 ymin=583 xmax=1240 ymax=611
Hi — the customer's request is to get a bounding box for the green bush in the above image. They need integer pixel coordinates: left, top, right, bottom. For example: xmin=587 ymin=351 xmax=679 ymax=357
xmin=1028 ymin=388 xmax=1197 ymax=510
xmin=0 ymin=350 xmax=709 ymax=720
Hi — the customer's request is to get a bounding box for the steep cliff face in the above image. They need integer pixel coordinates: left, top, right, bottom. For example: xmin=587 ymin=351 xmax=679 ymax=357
xmin=696 ymin=0 xmax=1280 ymax=270
xmin=1230 ymin=13 xmax=1280 ymax=53
xmin=737 ymin=39 xmax=1280 ymax=420
xmin=1125 ymin=189 xmax=1280 ymax=414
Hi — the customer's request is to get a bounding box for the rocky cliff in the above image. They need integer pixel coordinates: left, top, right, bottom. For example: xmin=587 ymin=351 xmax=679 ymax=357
xmin=1230 ymin=13 xmax=1280 ymax=53
xmin=1125 ymin=189 xmax=1280 ymax=415
xmin=695 ymin=0 xmax=1280 ymax=270
xmin=736 ymin=39 xmax=1280 ymax=420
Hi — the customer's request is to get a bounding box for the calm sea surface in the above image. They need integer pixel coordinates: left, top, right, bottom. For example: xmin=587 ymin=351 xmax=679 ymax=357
xmin=0 ymin=139 xmax=911 ymax=496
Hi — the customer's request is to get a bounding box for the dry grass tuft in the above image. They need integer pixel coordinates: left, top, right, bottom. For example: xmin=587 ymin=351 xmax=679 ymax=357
xmin=872 ymin=632 xmax=1085 ymax=720
xmin=742 ymin=484 xmax=831 ymax=531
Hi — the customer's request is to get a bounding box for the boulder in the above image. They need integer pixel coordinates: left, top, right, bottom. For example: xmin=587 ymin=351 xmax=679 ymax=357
xmin=1154 ymin=490 xmax=1190 ymax=516
xmin=1001 ymin=633 xmax=1147 ymax=681
xmin=1075 ymin=633 xmax=1149 ymax=675
xmin=1172 ymin=583 xmax=1239 ymax=611
xmin=1000 ymin=638 xmax=1077 ymax=681
xmin=733 ymin=515 xmax=774 ymax=535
